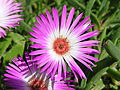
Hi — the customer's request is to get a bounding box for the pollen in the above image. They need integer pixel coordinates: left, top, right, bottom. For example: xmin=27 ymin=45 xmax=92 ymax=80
xmin=53 ymin=38 xmax=70 ymax=55
xmin=29 ymin=78 xmax=47 ymax=90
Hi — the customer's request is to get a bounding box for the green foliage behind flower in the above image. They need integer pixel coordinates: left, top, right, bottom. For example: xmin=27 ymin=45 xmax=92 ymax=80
xmin=1 ymin=0 xmax=120 ymax=89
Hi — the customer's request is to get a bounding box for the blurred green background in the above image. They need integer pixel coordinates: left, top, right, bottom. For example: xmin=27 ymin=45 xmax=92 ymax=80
xmin=1 ymin=0 xmax=120 ymax=89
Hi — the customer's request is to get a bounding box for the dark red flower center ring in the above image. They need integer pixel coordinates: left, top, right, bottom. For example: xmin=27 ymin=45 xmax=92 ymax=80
xmin=53 ymin=38 xmax=70 ymax=55
xmin=29 ymin=78 xmax=47 ymax=90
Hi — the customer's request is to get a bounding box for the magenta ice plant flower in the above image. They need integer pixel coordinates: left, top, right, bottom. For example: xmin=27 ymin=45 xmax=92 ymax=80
xmin=29 ymin=5 xmax=100 ymax=80
xmin=0 ymin=0 xmax=23 ymax=38
xmin=4 ymin=53 xmax=75 ymax=90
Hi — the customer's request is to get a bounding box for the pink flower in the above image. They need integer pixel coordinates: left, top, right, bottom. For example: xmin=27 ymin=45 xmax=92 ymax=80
xmin=0 ymin=0 xmax=23 ymax=38
xmin=4 ymin=53 xmax=75 ymax=90
xmin=29 ymin=5 xmax=100 ymax=80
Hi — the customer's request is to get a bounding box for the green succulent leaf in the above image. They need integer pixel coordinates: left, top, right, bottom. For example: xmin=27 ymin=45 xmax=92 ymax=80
xmin=104 ymin=40 xmax=120 ymax=61
xmin=3 ymin=43 xmax=25 ymax=64
xmin=85 ymin=0 xmax=96 ymax=17
xmin=0 ymin=33 xmax=12 ymax=58
xmin=107 ymin=68 xmax=120 ymax=81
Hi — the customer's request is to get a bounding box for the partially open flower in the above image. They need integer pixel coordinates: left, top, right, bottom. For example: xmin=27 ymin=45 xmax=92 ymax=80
xmin=4 ymin=53 xmax=75 ymax=90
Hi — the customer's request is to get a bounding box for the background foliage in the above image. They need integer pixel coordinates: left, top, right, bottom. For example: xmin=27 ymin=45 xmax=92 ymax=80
xmin=1 ymin=0 xmax=120 ymax=89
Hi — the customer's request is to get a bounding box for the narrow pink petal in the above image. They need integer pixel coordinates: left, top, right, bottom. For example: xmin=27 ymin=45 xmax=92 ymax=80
xmin=69 ymin=13 xmax=83 ymax=31
xmin=66 ymin=8 xmax=75 ymax=29
xmin=5 ymin=15 xmax=23 ymax=19
xmin=11 ymin=59 xmax=19 ymax=66
xmin=39 ymin=14 xmax=52 ymax=34
xmin=58 ymin=59 xmax=62 ymax=78
xmin=36 ymin=16 xmax=42 ymax=25
xmin=78 ymin=31 xmax=99 ymax=41
xmin=73 ymin=22 xmax=93 ymax=36
xmin=31 ymin=27 xmax=45 ymax=36
xmin=29 ymin=38 xmax=47 ymax=45
xmin=80 ymin=44 xmax=100 ymax=47
xmin=4 ymin=74 xmax=20 ymax=80
xmin=8 ymin=63 xmax=20 ymax=72
xmin=75 ymin=16 xmax=90 ymax=29
xmin=6 ymin=66 xmax=20 ymax=74
xmin=61 ymin=59 xmax=66 ymax=79
xmin=6 ymin=70 xmax=22 ymax=77
xmin=76 ymin=58 xmax=93 ymax=71
xmin=29 ymin=32 xmax=41 ymax=38
xmin=69 ymin=59 xmax=86 ymax=79
xmin=34 ymin=22 xmax=49 ymax=36
xmin=33 ymin=54 xmax=47 ymax=61
xmin=34 ymin=32 xmax=49 ymax=41
xmin=61 ymin=5 xmax=67 ymax=29
xmin=40 ymin=60 xmax=53 ymax=73
xmin=52 ymin=8 xmax=59 ymax=29
xmin=79 ymin=48 xmax=101 ymax=53
xmin=30 ymin=44 xmax=47 ymax=49
xmin=0 ymin=28 xmax=6 ymax=38
xmin=47 ymin=61 xmax=56 ymax=75
xmin=81 ymin=53 xmax=99 ymax=61
xmin=79 ymin=56 xmax=95 ymax=66
xmin=37 ymin=59 xmax=49 ymax=68
xmin=46 ymin=10 xmax=55 ymax=31
xmin=51 ymin=61 xmax=58 ymax=79
xmin=64 ymin=55 xmax=86 ymax=79
xmin=80 ymin=40 xmax=100 ymax=44
xmin=29 ymin=50 xmax=47 ymax=55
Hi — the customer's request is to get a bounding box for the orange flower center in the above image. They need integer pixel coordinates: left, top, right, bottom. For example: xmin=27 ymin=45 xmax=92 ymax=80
xmin=29 ymin=78 xmax=47 ymax=90
xmin=53 ymin=38 xmax=70 ymax=55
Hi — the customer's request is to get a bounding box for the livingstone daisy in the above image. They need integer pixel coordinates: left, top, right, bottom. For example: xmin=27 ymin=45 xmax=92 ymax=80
xmin=4 ymin=53 xmax=75 ymax=90
xmin=29 ymin=5 xmax=100 ymax=80
xmin=0 ymin=0 xmax=23 ymax=38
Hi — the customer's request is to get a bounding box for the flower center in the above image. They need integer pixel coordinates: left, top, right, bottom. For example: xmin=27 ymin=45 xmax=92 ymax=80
xmin=29 ymin=78 xmax=47 ymax=90
xmin=53 ymin=38 xmax=70 ymax=55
